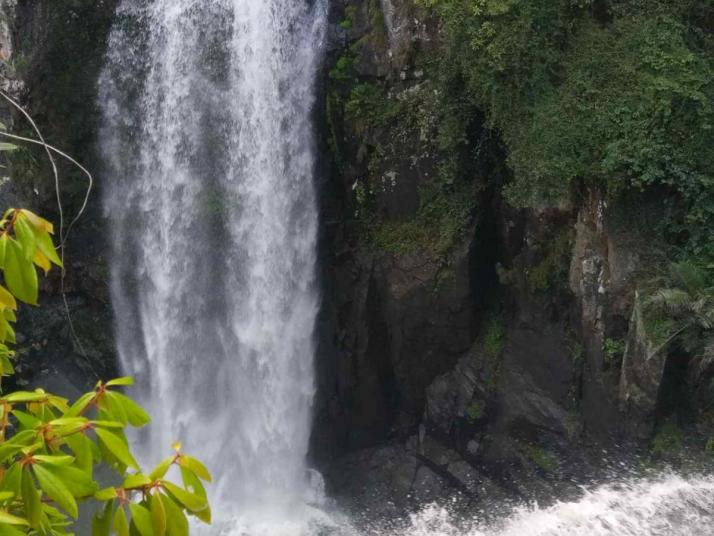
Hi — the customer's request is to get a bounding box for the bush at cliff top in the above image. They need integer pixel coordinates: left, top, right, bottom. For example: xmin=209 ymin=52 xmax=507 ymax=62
xmin=419 ymin=0 xmax=714 ymax=259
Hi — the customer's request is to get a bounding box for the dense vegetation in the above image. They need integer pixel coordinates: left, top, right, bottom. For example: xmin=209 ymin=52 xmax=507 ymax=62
xmin=419 ymin=0 xmax=714 ymax=261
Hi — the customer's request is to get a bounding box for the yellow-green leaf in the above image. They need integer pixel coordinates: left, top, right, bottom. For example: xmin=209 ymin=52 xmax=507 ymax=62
xmin=123 ymin=473 xmax=151 ymax=489
xmin=0 ymin=464 xmax=21 ymax=497
xmin=33 ymin=463 xmax=78 ymax=518
xmin=94 ymin=488 xmax=117 ymax=501
xmin=13 ymin=217 xmax=37 ymax=261
xmin=32 ymin=250 xmax=50 ymax=274
xmin=161 ymin=481 xmax=207 ymax=514
xmin=92 ymin=500 xmax=113 ymax=536
xmin=32 ymin=229 xmax=61 ymax=268
xmin=0 ymin=510 xmax=28 ymax=526
xmin=150 ymin=492 xmax=166 ymax=536
xmin=128 ymin=503 xmax=153 ymax=536
xmin=177 ymin=455 xmax=212 ymax=482
xmin=107 ymin=391 xmax=150 ymax=427
xmin=33 ymin=455 xmax=74 ymax=466
xmin=45 ymin=465 xmax=97 ymax=498
xmin=21 ymin=468 xmax=41 ymax=528
xmin=105 ymin=377 xmax=134 ymax=387
xmin=3 ymin=238 xmax=37 ymax=305
xmin=113 ymin=506 xmax=129 ymax=536
xmin=148 ymin=456 xmax=173 ymax=481
xmin=160 ymin=493 xmax=189 ymax=536
xmin=95 ymin=428 xmax=139 ymax=470
xmin=0 ymin=286 xmax=17 ymax=311
xmin=19 ymin=210 xmax=53 ymax=235
xmin=66 ymin=392 xmax=95 ymax=417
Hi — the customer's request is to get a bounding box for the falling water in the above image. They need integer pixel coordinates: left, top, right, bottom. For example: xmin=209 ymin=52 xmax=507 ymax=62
xmin=97 ymin=2 xmax=714 ymax=535
xmin=99 ymin=0 xmax=327 ymax=531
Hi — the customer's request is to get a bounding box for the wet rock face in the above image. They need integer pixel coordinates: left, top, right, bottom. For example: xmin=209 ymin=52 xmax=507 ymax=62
xmin=618 ymin=294 xmax=669 ymax=439
xmin=0 ymin=0 xmax=119 ymax=396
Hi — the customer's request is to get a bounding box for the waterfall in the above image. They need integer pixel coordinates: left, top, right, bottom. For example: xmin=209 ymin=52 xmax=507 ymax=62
xmin=99 ymin=0 xmax=327 ymax=530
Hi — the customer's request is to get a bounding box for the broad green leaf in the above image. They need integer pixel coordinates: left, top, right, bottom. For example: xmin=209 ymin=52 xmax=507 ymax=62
xmin=0 ymin=525 xmax=25 ymax=536
xmin=123 ymin=473 xmax=151 ymax=489
xmin=4 ymin=391 xmax=46 ymax=403
xmin=45 ymin=465 xmax=97 ymax=498
xmin=21 ymin=468 xmax=41 ymax=528
xmin=113 ymin=506 xmax=129 ymax=536
xmin=95 ymin=428 xmax=139 ymax=470
xmin=64 ymin=433 xmax=93 ymax=474
xmin=105 ymin=377 xmax=134 ymax=387
xmin=161 ymin=481 xmax=207 ymax=514
xmin=33 ymin=455 xmax=74 ymax=466
xmin=0 ymin=442 xmax=24 ymax=464
xmin=33 ymin=463 xmax=78 ymax=518
xmin=148 ymin=457 xmax=173 ymax=481
xmin=47 ymin=395 xmax=69 ymax=413
xmin=92 ymin=500 xmax=114 ymax=536
xmin=11 ymin=410 xmax=40 ymax=430
xmin=0 ymin=286 xmax=16 ymax=311
xmin=32 ymin=250 xmax=50 ymax=274
xmin=49 ymin=416 xmax=88 ymax=428
xmin=0 ymin=491 xmax=14 ymax=502
xmin=107 ymin=391 xmax=150 ymax=427
xmin=177 ymin=455 xmax=212 ymax=482
xmin=150 ymin=492 xmax=166 ymax=536
xmin=0 ymin=235 xmax=7 ymax=269
xmin=92 ymin=420 xmax=125 ymax=429
xmin=129 ymin=503 xmax=153 ymax=536
xmin=0 ymin=510 xmax=28 ymax=525
xmin=3 ymin=237 xmax=38 ymax=305
xmin=66 ymin=391 xmax=95 ymax=417
xmin=100 ymin=391 xmax=128 ymax=425
xmin=0 ymin=463 xmax=21 ymax=496
xmin=94 ymin=488 xmax=117 ymax=501
xmin=32 ymin=229 xmax=62 ymax=268
xmin=179 ymin=467 xmax=210 ymax=523
xmin=13 ymin=217 xmax=37 ymax=261
xmin=19 ymin=210 xmax=53 ymax=235
xmin=160 ymin=493 xmax=189 ymax=536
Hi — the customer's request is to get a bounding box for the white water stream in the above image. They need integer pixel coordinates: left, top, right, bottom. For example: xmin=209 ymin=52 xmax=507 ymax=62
xmin=98 ymin=2 xmax=714 ymax=535
xmin=100 ymin=0 xmax=327 ymax=531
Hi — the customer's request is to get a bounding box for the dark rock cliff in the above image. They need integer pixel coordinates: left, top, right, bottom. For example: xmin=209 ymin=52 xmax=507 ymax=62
xmin=315 ymin=0 xmax=714 ymax=514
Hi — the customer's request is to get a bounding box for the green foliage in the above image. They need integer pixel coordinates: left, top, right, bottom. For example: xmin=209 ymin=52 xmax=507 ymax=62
xmin=345 ymin=83 xmax=398 ymax=132
xmin=525 ymin=229 xmax=573 ymax=293
xmin=329 ymin=55 xmax=355 ymax=82
xmin=369 ymin=179 xmax=476 ymax=258
xmin=0 ymin=189 xmax=211 ymax=532
xmin=483 ymin=317 xmax=506 ymax=358
xmin=521 ymin=443 xmax=558 ymax=473
xmin=604 ymin=338 xmax=625 ymax=365
xmin=651 ymin=420 xmax=684 ymax=456
xmin=418 ymin=0 xmax=714 ymax=259
xmin=644 ymin=260 xmax=714 ymax=354
xmin=465 ymin=400 xmax=484 ymax=423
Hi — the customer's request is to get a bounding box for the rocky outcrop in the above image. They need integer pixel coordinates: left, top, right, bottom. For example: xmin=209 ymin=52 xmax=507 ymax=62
xmin=618 ymin=293 xmax=669 ymax=439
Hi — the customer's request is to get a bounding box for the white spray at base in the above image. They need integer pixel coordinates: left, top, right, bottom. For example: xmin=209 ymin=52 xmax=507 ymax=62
xmin=364 ymin=474 xmax=714 ymax=536
xmin=99 ymin=0 xmax=328 ymax=532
